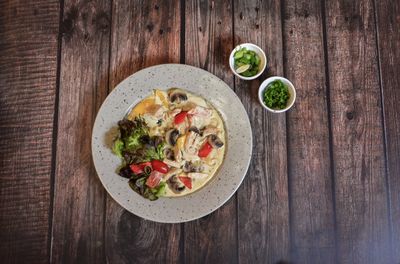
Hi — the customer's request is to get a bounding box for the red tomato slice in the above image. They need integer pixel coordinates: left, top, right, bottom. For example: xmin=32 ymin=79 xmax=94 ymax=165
xmin=174 ymin=111 xmax=188 ymax=125
xmin=140 ymin=161 xmax=152 ymax=167
xmin=129 ymin=162 xmax=152 ymax=175
xmin=178 ymin=176 xmax=192 ymax=189
xmin=151 ymin=160 xmax=169 ymax=174
xmin=130 ymin=164 xmax=143 ymax=174
xmin=146 ymin=170 xmax=163 ymax=188
xmin=198 ymin=142 xmax=213 ymax=158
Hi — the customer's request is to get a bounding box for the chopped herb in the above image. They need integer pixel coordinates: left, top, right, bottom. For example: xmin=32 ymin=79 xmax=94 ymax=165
xmin=263 ymin=80 xmax=290 ymax=109
xmin=233 ymin=47 xmax=261 ymax=77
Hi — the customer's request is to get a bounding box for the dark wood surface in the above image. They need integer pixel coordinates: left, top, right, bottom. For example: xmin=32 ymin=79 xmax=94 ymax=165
xmin=1 ymin=0 xmax=399 ymax=263
xmin=105 ymin=1 xmax=181 ymax=263
xmin=0 ymin=1 xmax=59 ymax=263
xmin=234 ymin=1 xmax=290 ymax=263
xmin=184 ymin=1 xmax=238 ymax=264
xmin=284 ymin=1 xmax=336 ymax=262
xmin=325 ymin=1 xmax=391 ymax=263
xmin=51 ymin=0 xmax=110 ymax=263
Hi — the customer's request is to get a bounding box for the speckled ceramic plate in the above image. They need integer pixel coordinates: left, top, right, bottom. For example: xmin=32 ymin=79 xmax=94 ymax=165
xmin=92 ymin=64 xmax=252 ymax=223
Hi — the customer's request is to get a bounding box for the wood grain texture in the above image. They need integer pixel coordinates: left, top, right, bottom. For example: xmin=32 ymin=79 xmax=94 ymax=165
xmin=0 ymin=0 xmax=59 ymax=263
xmin=324 ymin=0 xmax=392 ymax=263
xmin=234 ymin=0 xmax=290 ymax=263
xmin=105 ymin=1 xmax=181 ymax=263
xmin=2 ymin=1 xmax=399 ymax=263
xmin=282 ymin=1 xmax=336 ymax=262
xmin=375 ymin=0 xmax=400 ymax=261
xmin=183 ymin=1 xmax=237 ymax=263
xmin=50 ymin=0 xmax=111 ymax=263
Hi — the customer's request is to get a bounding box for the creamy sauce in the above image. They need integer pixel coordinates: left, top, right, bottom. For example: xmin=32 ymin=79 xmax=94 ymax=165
xmin=127 ymin=89 xmax=226 ymax=197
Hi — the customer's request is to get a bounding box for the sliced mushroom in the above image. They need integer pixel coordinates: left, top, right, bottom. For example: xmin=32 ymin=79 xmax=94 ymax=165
xmin=165 ymin=128 xmax=179 ymax=146
xmin=208 ymin=134 xmax=224 ymax=148
xmin=168 ymin=88 xmax=188 ymax=104
xmin=188 ymin=126 xmax=200 ymax=134
xmin=164 ymin=148 xmax=175 ymax=160
xmin=167 ymin=175 xmax=186 ymax=194
xmin=183 ymin=161 xmax=204 ymax=173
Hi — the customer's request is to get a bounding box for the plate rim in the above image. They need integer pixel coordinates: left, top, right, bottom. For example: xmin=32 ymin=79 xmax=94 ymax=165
xmin=91 ymin=63 xmax=253 ymax=223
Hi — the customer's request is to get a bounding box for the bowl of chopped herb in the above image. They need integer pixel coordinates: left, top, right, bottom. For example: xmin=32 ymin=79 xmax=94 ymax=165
xmin=258 ymin=76 xmax=296 ymax=113
xmin=229 ymin=43 xmax=267 ymax=80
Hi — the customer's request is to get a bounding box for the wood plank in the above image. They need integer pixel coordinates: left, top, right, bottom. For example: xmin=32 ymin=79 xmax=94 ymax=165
xmin=50 ymin=0 xmax=111 ymax=262
xmin=105 ymin=1 xmax=181 ymax=263
xmin=183 ymin=1 xmax=237 ymax=263
xmin=0 ymin=1 xmax=59 ymax=263
xmin=282 ymin=1 xmax=337 ymax=262
xmin=375 ymin=0 xmax=400 ymax=261
xmin=324 ymin=0 xmax=392 ymax=263
xmin=234 ymin=0 xmax=290 ymax=263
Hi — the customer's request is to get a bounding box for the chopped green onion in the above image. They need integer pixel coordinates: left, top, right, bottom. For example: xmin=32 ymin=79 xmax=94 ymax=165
xmin=144 ymin=166 xmax=152 ymax=176
xmin=233 ymin=47 xmax=262 ymax=77
xmin=263 ymin=80 xmax=290 ymax=109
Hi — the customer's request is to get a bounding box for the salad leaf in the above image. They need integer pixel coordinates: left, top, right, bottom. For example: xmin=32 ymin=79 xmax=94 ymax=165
xmin=118 ymin=164 xmax=133 ymax=178
xmin=124 ymin=130 xmax=145 ymax=150
xmin=122 ymin=140 xmax=166 ymax=164
xmin=152 ymin=182 xmax=166 ymax=197
xmin=112 ymin=138 xmax=124 ymax=157
xmin=128 ymin=175 xmax=166 ymax=201
xmin=114 ymin=117 xmax=167 ymax=201
xmin=118 ymin=117 xmax=148 ymax=138
xmin=144 ymin=141 xmax=165 ymax=161
xmin=122 ymin=120 xmax=149 ymax=151
xmin=156 ymin=142 xmax=166 ymax=159
xmin=142 ymin=188 xmax=157 ymax=201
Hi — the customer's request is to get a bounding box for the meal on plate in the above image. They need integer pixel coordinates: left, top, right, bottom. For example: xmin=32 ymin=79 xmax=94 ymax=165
xmin=112 ymin=88 xmax=226 ymax=201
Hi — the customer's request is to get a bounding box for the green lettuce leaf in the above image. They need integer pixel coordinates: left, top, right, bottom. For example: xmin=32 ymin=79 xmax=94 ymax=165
xmin=112 ymin=138 xmax=124 ymax=157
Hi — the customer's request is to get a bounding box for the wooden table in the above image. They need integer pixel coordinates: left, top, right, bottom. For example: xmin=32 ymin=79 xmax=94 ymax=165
xmin=1 ymin=0 xmax=399 ymax=263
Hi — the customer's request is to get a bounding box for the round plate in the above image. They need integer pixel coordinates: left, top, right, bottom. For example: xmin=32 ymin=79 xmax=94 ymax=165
xmin=92 ymin=64 xmax=252 ymax=223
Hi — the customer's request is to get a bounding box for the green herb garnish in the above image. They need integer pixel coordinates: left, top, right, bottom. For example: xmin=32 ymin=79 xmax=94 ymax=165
xmin=263 ymin=80 xmax=290 ymax=109
xmin=234 ymin=47 xmax=261 ymax=77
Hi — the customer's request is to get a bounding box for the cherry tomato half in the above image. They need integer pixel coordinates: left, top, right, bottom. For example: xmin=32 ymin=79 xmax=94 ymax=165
xmin=146 ymin=170 xmax=163 ymax=188
xmin=151 ymin=160 xmax=169 ymax=174
xmin=174 ymin=111 xmax=188 ymax=125
xmin=178 ymin=176 xmax=192 ymax=189
xmin=129 ymin=161 xmax=151 ymax=175
xmin=198 ymin=142 xmax=213 ymax=158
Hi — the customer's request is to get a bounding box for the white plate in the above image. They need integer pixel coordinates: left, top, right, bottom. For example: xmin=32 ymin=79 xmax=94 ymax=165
xmin=92 ymin=64 xmax=252 ymax=223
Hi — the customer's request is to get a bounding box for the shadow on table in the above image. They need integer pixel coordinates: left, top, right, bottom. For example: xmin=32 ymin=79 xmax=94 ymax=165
xmin=276 ymin=260 xmax=292 ymax=264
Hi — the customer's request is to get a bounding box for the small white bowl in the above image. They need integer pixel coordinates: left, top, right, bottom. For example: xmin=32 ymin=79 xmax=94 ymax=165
xmin=258 ymin=76 xmax=296 ymax=113
xmin=229 ymin=43 xmax=267 ymax=80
